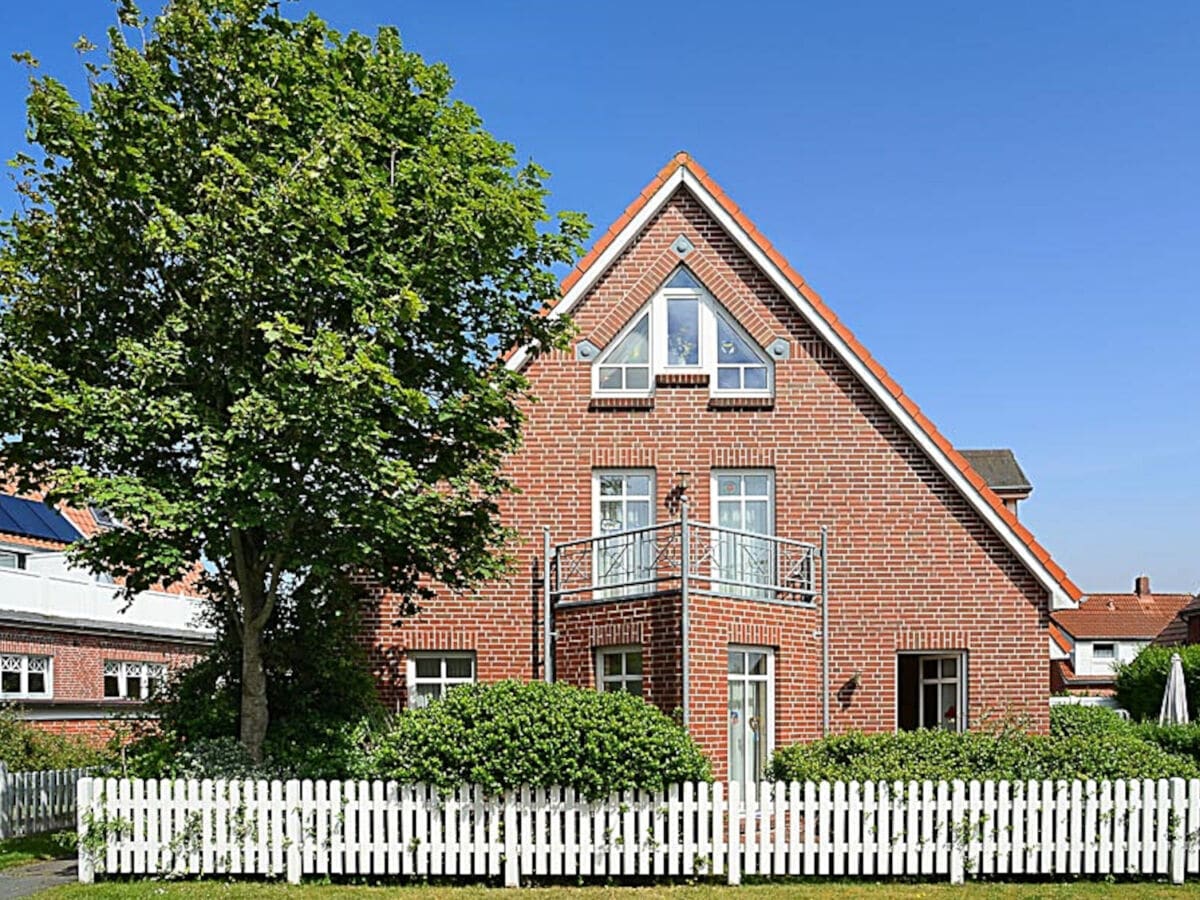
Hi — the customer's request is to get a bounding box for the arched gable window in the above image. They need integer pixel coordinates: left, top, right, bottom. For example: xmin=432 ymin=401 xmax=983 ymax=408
xmin=593 ymin=267 xmax=772 ymax=397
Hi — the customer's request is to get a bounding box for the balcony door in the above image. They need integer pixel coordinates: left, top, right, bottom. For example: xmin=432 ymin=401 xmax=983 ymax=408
xmin=593 ymin=470 xmax=655 ymax=596
xmin=712 ymin=470 xmax=774 ymax=597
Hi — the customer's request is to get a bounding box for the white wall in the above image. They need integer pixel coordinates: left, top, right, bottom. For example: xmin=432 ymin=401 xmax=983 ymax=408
xmin=1073 ymin=639 xmax=1145 ymax=677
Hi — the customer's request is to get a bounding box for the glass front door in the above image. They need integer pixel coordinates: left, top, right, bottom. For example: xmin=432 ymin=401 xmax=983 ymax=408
xmin=728 ymin=646 xmax=774 ymax=784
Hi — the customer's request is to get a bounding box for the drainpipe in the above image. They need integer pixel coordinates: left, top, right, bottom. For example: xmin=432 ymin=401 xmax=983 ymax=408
xmin=821 ymin=525 xmax=830 ymax=736
xmin=543 ymin=526 xmax=554 ymax=683
xmin=680 ymin=497 xmax=690 ymax=727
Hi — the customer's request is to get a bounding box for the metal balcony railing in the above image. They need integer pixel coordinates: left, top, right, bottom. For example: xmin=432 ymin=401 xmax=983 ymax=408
xmin=549 ymin=518 xmax=822 ymax=607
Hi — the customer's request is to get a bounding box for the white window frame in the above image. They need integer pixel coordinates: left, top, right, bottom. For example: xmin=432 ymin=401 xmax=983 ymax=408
xmin=0 ymin=654 xmax=52 ymax=699
xmin=406 ymin=651 xmax=476 ymax=709
xmin=103 ymin=660 xmax=166 ymax=701
xmin=592 ymin=268 xmax=773 ymax=398
xmin=1093 ymin=642 xmax=1116 ymax=659
xmin=0 ymin=549 xmax=26 ymax=570
xmin=727 ymin=645 xmax=775 ymax=784
xmin=592 ymin=469 xmax=657 ymax=596
xmin=710 ymin=469 xmax=776 ymax=597
xmin=595 ymin=645 xmax=644 ymax=695
xmin=896 ymin=652 xmax=967 ymax=733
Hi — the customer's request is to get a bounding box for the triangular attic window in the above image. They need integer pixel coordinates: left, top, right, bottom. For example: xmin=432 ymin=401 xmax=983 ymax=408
xmin=665 ymin=268 xmax=702 ymax=290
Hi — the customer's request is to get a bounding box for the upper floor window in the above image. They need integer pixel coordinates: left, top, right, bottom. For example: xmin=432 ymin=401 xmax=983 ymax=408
xmin=0 ymin=550 xmax=26 ymax=570
xmin=1093 ymin=643 xmax=1115 ymax=659
xmin=594 ymin=267 xmax=772 ymax=397
xmin=1 ymin=654 xmax=51 ymax=699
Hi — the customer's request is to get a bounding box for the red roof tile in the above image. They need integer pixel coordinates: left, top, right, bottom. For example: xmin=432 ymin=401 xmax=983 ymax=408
xmin=1054 ymin=592 xmax=1193 ymax=640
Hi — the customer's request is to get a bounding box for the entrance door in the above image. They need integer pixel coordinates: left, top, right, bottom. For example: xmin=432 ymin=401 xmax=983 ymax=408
xmin=728 ymin=646 xmax=774 ymax=784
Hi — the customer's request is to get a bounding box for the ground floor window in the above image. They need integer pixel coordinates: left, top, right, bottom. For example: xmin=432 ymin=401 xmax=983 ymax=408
xmin=595 ymin=646 xmax=643 ymax=695
xmin=0 ymin=654 xmax=51 ymax=699
xmin=104 ymin=660 xmax=167 ymax=700
xmin=728 ymin=645 xmax=774 ymax=784
xmin=407 ymin=652 xmax=475 ymax=708
xmin=897 ymin=652 xmax=966 ymax=731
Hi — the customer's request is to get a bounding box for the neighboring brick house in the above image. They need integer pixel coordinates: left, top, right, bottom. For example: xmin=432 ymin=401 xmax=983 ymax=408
xmin=1050 ymin=575 xmax=1194 ymax=698
xmin=361 ymin=153 xmax=1082 ymax=782
xmin=0 ymin=489 xmax=211 ymax=740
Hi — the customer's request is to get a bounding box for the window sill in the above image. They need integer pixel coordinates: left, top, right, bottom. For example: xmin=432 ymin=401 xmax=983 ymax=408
xmin=708 ymin=395 xmax=775 ymax=411
xmin=589 ymin=396 xmax=655 ymax=411
xmin=656 ymin=372 xmax=709 ymax=388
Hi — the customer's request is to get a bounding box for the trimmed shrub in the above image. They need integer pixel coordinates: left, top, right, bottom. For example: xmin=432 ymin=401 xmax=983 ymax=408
xmin=0 ymin=707 xmax=107 ymax=771
xmin=1133 ymin=723 xmax=1200 ymax=766
xmin=1049 ymin=703 xmax=1131 ymax=738
xmin=370 ymin=680 xmax=711 ymax=799
xmin=1115 ymin=645 xmax=1200 ymax=722
xmin=768 ymin=728 xmax=1199 ymax=784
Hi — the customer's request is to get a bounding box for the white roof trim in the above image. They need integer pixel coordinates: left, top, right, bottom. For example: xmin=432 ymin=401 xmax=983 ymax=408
xmin=509 ymin=164 xmax=1075 ymax=610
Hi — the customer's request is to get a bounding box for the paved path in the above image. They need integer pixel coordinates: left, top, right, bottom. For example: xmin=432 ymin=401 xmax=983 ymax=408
xmin=0 ymin=858 xmax=76 ymax=899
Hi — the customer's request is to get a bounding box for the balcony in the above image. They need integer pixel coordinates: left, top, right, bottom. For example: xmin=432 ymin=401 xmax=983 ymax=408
xmin=0 ymin=565 xmax=212 ymax=637
xmin=549 ymin=519 xmax=824 ymax=607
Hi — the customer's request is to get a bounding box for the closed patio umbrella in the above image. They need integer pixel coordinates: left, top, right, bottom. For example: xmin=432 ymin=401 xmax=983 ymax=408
xmin=1159 ymin=652 xmax=1190 ymax=726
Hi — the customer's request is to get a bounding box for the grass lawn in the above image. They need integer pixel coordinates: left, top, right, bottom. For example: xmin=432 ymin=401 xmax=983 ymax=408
xmin=36 ymin=883 xmax=1200 ymax=899
xmin=0 ymin=831 xmax=72 ymax=870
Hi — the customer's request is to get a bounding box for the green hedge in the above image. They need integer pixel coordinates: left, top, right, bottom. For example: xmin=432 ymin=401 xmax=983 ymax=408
xmin=768 ymin=727 xmax=1199 ymax=784
xmin=0 ymin=708 xmax=106 ymax=771
xmin=1049 ymin=703 xmax=1131 ymax=738
xmin=1115 ymin=645 xmax=1200 ymax=722
xmin=370 ymin=680 xmax=710 ymax=799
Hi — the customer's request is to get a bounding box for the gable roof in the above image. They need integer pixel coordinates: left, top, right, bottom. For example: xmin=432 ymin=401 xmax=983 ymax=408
xmin=960 ymin=449 xmax=1032 ymax=495
xmin=1055 ymin=591 xmax=1193 ymax=640
xmin=512 ymin=152 xmax=1082 ymax=607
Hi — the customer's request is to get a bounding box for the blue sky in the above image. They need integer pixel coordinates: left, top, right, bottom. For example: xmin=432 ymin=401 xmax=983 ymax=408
xmin=2 ymin=1 xmax=1197 ymax=593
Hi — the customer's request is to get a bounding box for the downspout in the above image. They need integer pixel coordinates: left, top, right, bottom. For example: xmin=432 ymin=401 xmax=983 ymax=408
xmin=680 ymin=497 xmax=691 ymax=727
xmin=821 ymin=525 xmax=830 ymax=736
xmin=543 ymin=526 xmax=554 ymax=683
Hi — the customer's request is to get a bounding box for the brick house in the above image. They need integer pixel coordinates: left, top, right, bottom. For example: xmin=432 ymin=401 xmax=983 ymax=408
xmin=362 ymin=153 xmax=1082 ymax=782
xmin=0 ymin=489 xmax=210 ymax=740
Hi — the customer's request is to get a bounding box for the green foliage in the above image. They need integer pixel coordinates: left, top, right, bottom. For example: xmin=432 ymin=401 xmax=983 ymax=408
xmin=122 ymin=579 xmax=382 ymax=779
xmin=0 ymin=707 xmax=107 ymax=771
xmin=1049 ymin=703 xmax=1131 ymax=738
xmin=768 ymin=728 xmax=1200 ymax=784
xmin=0 ymin=0 xmax=587 ymax=758
xmin=370 ymin=681 xmax=711 ymax=800
xmin=1132 ymin=723 xmax=1200 ymax=766
xmin=1115 ymin=645 xmax=1200 ymax=722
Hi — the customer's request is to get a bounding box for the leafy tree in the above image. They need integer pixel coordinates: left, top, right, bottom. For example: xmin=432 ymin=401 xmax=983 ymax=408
xmin=0 ymin=0 xmax=587 ymax=759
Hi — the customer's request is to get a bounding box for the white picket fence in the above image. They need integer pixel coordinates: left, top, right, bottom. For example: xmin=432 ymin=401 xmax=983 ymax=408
xmin=78 ymin=777 xmax=1200 ymax=884
xmin=0 ymin=763 xmax=89 ymax=838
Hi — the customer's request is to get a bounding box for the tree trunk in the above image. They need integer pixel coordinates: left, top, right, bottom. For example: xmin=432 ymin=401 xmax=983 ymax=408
xmin=240 ymin=615 xmax=270 ymax=762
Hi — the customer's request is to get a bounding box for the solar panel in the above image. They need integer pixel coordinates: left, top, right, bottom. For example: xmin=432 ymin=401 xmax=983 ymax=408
xmin=0 ymin=495 xmax=80 ymax=544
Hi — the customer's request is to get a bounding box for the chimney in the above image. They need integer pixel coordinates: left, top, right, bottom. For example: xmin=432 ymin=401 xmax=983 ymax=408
xmin=1135 ymin=575 xmax=1151 ymax=597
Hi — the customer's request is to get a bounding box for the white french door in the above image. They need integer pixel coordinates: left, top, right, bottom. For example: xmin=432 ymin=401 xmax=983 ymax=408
xmin=593 ymin=470 xmax=655 ymax=596
xmin=712 ymin=470 xmax=774 ymax=597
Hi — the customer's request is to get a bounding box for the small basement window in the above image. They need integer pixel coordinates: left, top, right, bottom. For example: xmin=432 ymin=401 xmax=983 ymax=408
xmin=407 ymin=652 xmax=475 ymax=708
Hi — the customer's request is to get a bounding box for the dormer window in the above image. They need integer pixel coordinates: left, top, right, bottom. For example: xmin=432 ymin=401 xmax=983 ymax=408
xmin=593 ymin=267 xmax=773 ymax=397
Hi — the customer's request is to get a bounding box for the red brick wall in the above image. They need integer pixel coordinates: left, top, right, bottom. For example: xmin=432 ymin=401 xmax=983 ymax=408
xmin=363 ymin=186 xmax=1051 ymax=760
xmin=0 ymin=626 xmax=198 ymax=703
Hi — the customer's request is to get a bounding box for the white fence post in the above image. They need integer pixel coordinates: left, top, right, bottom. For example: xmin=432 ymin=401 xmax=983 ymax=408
xmin=1171 ymin=777 xmax=1186 ymax=884
xmin=285 ymin=780 xmax=302 ymax=884
xmin=76 ymin=777 xmax=94 ymax=884
xmin=727 ymin=779 xmax=741 ymax=886
xmin=503 ymin=789 xmax=519 ymax=887
xmin=949 ymin=780 xmax=965 ymax=884
xmin=0 ymin=762 xmax=10 ymax=840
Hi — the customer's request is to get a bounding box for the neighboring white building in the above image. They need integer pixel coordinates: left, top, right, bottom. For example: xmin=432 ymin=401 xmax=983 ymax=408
xmin=1051 ymin=575 xmax=1193 ymax=697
